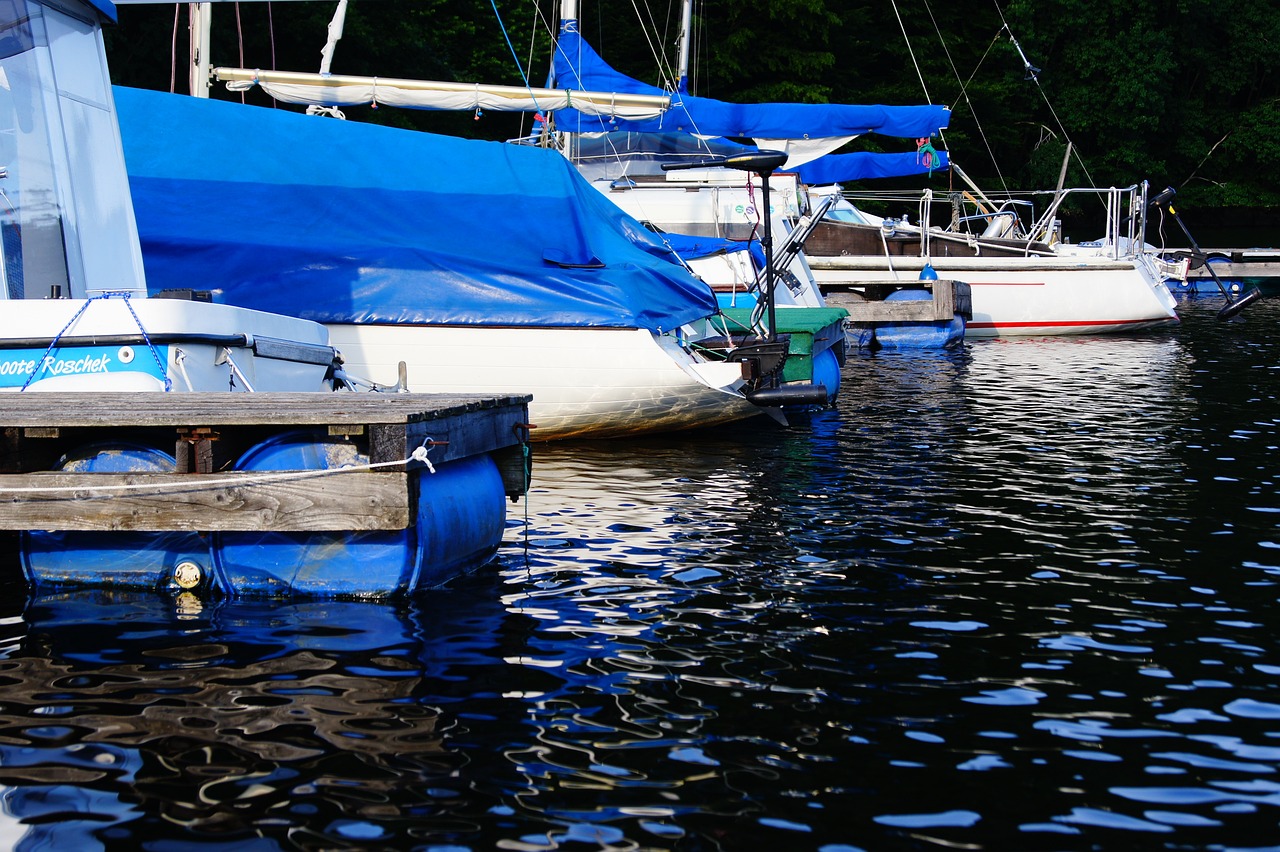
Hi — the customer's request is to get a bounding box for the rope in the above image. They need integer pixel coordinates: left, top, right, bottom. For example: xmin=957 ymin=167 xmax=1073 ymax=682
xmin=0 ymin=443 xmax=439 ymax=497
xmin=488 ymin=0 xmax=545 ymax=118
xmin=118 ymin=294 xmax=173 ymax=390
xmin=19 ymin=292 xmax=172 ymax=392
xmin=169 ymin=4 xmax=179 ymax=94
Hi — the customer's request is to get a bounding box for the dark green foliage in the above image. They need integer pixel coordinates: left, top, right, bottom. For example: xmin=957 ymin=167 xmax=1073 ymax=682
xmin=104 ymin=0 xmax=1280 ymax=215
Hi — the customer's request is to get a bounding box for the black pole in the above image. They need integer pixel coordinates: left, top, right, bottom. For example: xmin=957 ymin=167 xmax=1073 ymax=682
xmin=663 ymin=150 xmax=788 ymax=339
xmin=1149 ymin=185 xmax=1263 ymax=323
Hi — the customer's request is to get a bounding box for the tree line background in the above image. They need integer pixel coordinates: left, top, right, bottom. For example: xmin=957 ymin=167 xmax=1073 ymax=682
xmin=104 ymin=0 xmax=1280 ymax=235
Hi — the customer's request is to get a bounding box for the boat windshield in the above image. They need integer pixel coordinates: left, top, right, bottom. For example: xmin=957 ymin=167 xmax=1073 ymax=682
xmin=0 ymin=0 xmax=144 ymax=300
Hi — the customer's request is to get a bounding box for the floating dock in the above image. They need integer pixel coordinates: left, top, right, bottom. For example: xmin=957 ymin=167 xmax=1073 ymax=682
xmin=0 ymin=393 xmax=531 ymax=531
xmin=808 ymin=275 xmax=970 ymax=324
xmin=0 ymin=392 xmax=532 ymax=597
xmin=1169 ymin=248 xmax=1280 ymax=297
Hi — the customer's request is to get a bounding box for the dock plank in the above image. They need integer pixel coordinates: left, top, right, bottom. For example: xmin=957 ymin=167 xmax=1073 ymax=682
xmin=0 ymin=391 xmax=533 ymax=531
xmin=0 ymin=471 xmax=411 ymax=531
xmin=0 ymin=392 xmax=531 ymax=428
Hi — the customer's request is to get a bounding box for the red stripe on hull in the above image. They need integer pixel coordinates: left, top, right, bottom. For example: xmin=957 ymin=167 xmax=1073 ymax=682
xmin=968 ymin=317 xmax=1180 ymax=330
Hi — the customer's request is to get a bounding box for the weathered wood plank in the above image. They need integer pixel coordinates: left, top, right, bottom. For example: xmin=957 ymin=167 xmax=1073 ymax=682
xmin=0 ymin=392 xmax=532 ymax=430
xmin=0 ymin=471 xmax=410 ymax=531
xmin=834 ymin=282 xmax=958 ymax=322
xmin=840 ymin=301 xmax=949 ymax=322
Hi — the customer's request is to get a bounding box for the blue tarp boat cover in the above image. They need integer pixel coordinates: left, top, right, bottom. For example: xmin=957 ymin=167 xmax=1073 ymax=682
xmin=114 ymin=86 xmax=720 ymax=330
xmin=551 ymin=25 xmax=950 ymax=140
xmin=794 ymin=150 xmax=950 ymax=184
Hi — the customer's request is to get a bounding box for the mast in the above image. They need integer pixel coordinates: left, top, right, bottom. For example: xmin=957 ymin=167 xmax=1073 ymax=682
xmin=318 ymin=0 xmax=349 ymax=76
xmin=676 ymin=0 xmax=692 ymax=93
xmin=189 ymin=2 xmax=211 ymax=97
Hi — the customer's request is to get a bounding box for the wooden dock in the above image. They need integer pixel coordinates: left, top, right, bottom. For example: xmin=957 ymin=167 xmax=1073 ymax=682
xmin=819 ymin=278 xmax=971 ymax=323
xmin=0 ymin=392 xmax=531 ymax=533
xmin=1183 ymin=248 xmax=1280 ymax=286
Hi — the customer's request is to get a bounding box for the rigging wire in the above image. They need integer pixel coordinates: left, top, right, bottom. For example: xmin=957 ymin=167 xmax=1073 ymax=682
xmin=487 ymin=0 xmax=547 ymax=121
xmin=235 ymin=1 xmax=245 ymax=103
xmin=267 ymin=1 xmax=275 ymax=74
xmin=628 ymin=0 xmax=676 ymax=91
xmin=955 ymin=29 xmax=1010 ymax=193
xmin=889 ymin=0 xmax=934 ymax=106
xmin=989 ymin=0 xmax=1096 ymax=188
xmin=518 ymin=1 xmax=542 ymax=141
xmin=902 ymin=0 xmax=1010 ymax=195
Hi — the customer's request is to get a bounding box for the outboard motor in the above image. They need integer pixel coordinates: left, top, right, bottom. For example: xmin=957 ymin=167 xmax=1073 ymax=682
xmin=662 ymin=151 xmax=829 ymax=409
xmin=1150 ymin=186 xmax=1262 ymax=321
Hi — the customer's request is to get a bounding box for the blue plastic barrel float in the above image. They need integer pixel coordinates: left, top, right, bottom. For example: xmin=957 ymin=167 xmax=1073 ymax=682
xmin=873 ymin=287 xmax=966 ymax=350
xmin=214 ymin=429 xmax=508 ymax=597
xmin=21 ymin=443 xmax=213 ymax=591
xmin=1166 ymin=254 xmax=1245 ymax=296
xmin=811 ymin=345 xmax=842 ymax=400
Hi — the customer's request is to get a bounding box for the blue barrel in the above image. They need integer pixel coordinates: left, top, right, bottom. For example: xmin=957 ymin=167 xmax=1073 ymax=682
xmin=848 ymin=324 xmax=876 ymax=350
xmin=811 ymin=346 xmax=842 ymax=401
xmin=874 ymin=288 xmax=966 ymax=350
xmin=1203 ymin=256 xmax=1244 ymax=295
xmin=21 ymin=444 xmax=213 ymax=591
xmin=215 ymin=430 xmax=507 ymax=597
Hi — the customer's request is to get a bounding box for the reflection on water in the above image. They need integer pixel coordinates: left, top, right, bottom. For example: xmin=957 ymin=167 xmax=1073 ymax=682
xmin=2 ymin=299 xmax=1280 ymax=849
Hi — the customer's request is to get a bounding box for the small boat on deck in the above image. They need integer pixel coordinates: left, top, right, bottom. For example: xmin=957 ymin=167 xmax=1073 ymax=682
xmin=1162 ymin=249 xmax=1280 ymax=298
xmin=0 ymin=0 xmax=527 ymax=599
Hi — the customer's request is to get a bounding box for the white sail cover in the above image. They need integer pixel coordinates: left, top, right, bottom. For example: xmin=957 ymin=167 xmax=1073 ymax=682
xmin=214 ymin=68 xmax=670 ymax=119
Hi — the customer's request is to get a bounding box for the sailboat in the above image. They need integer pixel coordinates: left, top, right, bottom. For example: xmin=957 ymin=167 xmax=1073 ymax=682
xmin=799 ymin=173 xmax=1182 ymax=338
xmin=544 ymin=1 xmax=969 ymax=351
xmin=115 ymin=85 xmax=797 ymax=440
xmin=547 ymin=1 xmax=1179 ymax=339
xmin=114 ymin=0 xmax=862 ymax=439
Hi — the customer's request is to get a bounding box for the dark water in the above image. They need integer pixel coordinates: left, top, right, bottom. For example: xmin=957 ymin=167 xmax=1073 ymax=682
xmin=1 ymin=297 xmax=1279 ymax=850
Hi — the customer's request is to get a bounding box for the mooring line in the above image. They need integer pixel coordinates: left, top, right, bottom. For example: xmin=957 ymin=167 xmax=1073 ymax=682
xmin=0 ymin=444 xmax=438 ymax=497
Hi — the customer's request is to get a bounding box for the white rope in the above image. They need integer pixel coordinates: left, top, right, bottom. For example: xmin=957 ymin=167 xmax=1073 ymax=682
xmin=218 ymin=348 xmax=255 ymax=393
xmin=173 ymin=349 xmax=195 ymax=393
xmin=0 ymin=445 xmax=437 ymax=497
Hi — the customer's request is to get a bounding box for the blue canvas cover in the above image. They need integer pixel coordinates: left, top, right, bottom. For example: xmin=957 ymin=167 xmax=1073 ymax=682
xmin=794 ymin=150 xmax=950 ymax=185
xmin=552 ymin=25 xmax=950 ymax=140
xmin=114 ymin=86 xmax=719 ymax=331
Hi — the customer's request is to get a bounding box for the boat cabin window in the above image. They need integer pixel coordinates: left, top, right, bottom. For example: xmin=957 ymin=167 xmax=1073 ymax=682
xmin=0 ymin=0 xmax=145 ymax=300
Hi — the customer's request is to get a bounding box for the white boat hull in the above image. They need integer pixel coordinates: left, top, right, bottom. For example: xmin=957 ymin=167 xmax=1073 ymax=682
xmin=0 ymin=298 xmax=337 ymax=392
xmin=325 ymin=324 xmax=760 ymax=440
xmin=807 ymin=253 xmax=1180 ymax=338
